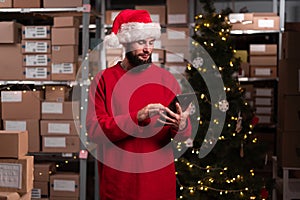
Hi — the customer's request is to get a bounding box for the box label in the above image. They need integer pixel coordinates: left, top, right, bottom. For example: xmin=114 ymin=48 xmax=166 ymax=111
xmin=256 ymin=107 xmax=272 ymax=114
xmin=25 ymin=67 xmax=48 ymax=79
xmin=53 ymin=180 xmax=75 ymax=192
xmin=167 ymin=30 xmax=186 ymax=39
xmin=1 ymin=91 xmax=22 ymax=102
xmin=0 ymin=163 xmax=22 ymax=189
xmin=52 ymin=63 xmax=74 ymax=74
xmin=24 ymin=27 xmax=47 ymax=39
xmin=255 ymin=97 xmax=272 ymax=106
xmin=48 ymin=123 xmax=70 ymax=134
xmin=42 ymin=102 xmax=63 ymax=114
xmin=31 ymin=188 xmax=41 ymax=198
xmin=258 ymin=19 xmax=274 ymax=28
xmin=255 ymin=88 xmax=273 ymax=96
xmin=254 ymin=68 xmax=271 ymax=76
xmin=150 ymin=14 xmax=160 ymax=23
xmin=250 ymin=44 xmax=266 ymax=52
xmin=168 ymin=14 xmax=186 ymax=24
xmin=25 ymin=55 xmax=48 ymax=66
xmin=44 ymin=137 xmax=66 ymax=147
xmin=229 ymin=13 xmax=245 ymax=23
xmin=151 ymin=53 xmax=159 ymax=62
xmin=25 ymin=41 xmax=48 ymax=53
xmin=5 ymin=121 xmax=26 ymax=131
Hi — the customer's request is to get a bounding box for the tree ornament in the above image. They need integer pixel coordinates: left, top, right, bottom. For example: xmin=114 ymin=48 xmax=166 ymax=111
xmin=240 ymin=141 xmax=244 ymax=158
xmin=260 ymin=186 xmax=269 ymax=199
xmin=218 ymin=99 xmax=229 ymax=112
xmin=235 ymin=111 xmax=242 ymax=133
xmin=185 ymin=138 xmax=194 ymax=147
xmin=251 ymin=115 xmax=259 ymax=126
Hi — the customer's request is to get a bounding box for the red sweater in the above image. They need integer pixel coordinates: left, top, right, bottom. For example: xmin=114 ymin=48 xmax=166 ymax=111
xmin=86 ymin=63 xmax=191 ymax=200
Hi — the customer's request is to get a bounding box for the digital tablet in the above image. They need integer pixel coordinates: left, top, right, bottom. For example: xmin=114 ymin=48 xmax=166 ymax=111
xmin=168 ymin=92 xmax=196 ymax=113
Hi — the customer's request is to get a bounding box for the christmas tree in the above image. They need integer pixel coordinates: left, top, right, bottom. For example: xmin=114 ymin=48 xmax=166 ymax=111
xmin=175 ymin=0 xmax=271 ymax=199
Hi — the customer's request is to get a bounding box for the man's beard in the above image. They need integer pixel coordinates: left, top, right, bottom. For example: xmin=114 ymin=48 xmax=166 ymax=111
xmin=125 ymin=51 xmax=152 ymax=71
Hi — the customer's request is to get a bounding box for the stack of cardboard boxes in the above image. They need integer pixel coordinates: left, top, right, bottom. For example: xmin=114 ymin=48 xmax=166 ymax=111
xmin=0 ymin=130 xmax=33 ymax=199
xmin=277 ymin=28 xmax=300 ymax=168
xmin=0 ymin=0 xmax=82 ymax=8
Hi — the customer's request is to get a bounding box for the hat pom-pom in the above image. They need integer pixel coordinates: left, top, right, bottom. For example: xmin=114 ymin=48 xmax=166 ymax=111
xmin=104 ymin=33 xmax=120 ymax=48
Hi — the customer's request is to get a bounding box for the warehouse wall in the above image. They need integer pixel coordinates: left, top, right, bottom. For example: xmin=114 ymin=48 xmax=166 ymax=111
xmin=195 ymin=0 xmax=300 ymax=22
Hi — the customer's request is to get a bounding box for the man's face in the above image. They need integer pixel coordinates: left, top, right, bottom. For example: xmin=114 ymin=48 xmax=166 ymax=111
xmin=125 ymin=38 xmax=155 ymax=68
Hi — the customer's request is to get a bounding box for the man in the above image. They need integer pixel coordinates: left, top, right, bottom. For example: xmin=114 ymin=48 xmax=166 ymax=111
xmin=86 ymin=9 xmax=192 ymax=200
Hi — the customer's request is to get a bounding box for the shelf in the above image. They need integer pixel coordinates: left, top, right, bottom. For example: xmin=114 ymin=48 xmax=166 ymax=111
xmin=0 ymin=7 xmax=86 ymax=13
xmin=230 ymin=30 xmax=280 ymax=35
xmin=238 ymin=77 xmax=279 ymax=82
xmin=0 ymin=80 xmax=79 ymax=86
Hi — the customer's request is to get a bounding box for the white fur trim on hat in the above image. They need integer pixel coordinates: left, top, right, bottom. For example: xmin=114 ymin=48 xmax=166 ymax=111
xmin=117 ymin=22 xmax=161 ymax=44
xmin=104 ymin=32 xmax=120 ymax=48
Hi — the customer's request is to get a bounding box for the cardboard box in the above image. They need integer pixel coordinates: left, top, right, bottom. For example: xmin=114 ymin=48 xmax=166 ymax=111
xmin=249 ymin=55 xmax=277 ymax=66
xmin=278 ymin=59 xmax=300 ymax=95
xmin=253 ymin=16 xmax=280 ymax=30
xmin=22 ymin=26 xmax=51 ymax=40
xmin=50 ymin=173 xmax=79 ymax=197
xmin=40 ymin=120 xmax=79 ymax=136
xmin=33 ymin=181 xmax=49 ymax=197
xmin=0 ymin=21 xmax=22 ymax=43
xmin=0 ymin=130 xmax=28 ymax=158
xmin=51 ymin=63 xmax=77 ymax=81
xmin=166 ymin=0 xmax=188 ymax=24
xmin=0 ymin=0 xmax=12 ymax=8
xmin=41 ymin=101 xmax=79 ymax=120
xmin=1 ymin=91 xmax=42 ymax=120
xmin=0 ymin=156 xmax=34 ymax=194
xmin=0 ymin=44 xmax=23 ymax=80
xmin=13 ymin=0 xmax=40 ymax=8
xmin=135 ymin=5 xmax=166 ymax=25
xmin=250 ymin=66 xmax=277 ymax=78
xmin=249 ymin=44 xmax=277 ymax=56
xmin=43 ymin=0 xmax=82 ymax=8
xmin=105 ymin=10 xmax=121 ymax=25
xmin=53 ymin=16 xmax=80 ymax=28
xmin=34 ymin=163 xmax=56 ymax=182
xmin=0 ymin=192 xmax=20 ymax=200
xmin=22 ymin=54 xmax=51 ymax=67
xmin=42 ymin=136 xmax=80 ymax=153
xmin=23 ymin=66 xmax=51 ymax=81
xmin=281 ymin=32 xmax=300 ymax=60
xmin=278 ymin=95 xmax=300 ymax=131
xmin=52 ymin=45 xmax=78 ymax=63
xmin=45 ymin=85 xmax=69 ymax=102
xmin=21 ymin=40 xmax=51 ymax=54
xmin=51 ymin=28 xmax=79 ymax=46
xmin=277 ymin=130 xmax=300 ymax=167
xmin=230 ymin=12 xmax=279 ymax=31
xmin=4 ymin=120 xmax=40 ymax=153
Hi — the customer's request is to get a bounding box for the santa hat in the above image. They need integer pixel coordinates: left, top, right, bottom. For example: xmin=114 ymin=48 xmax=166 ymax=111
xmin=105 ymin=9 xmax=161 ymax=47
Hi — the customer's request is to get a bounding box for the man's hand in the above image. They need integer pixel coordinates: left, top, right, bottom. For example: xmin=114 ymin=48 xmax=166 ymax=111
xmin=137 ymin=103 xmax=166 ymax=122
xmin=158 ymin=102 xmax=192 ymax=130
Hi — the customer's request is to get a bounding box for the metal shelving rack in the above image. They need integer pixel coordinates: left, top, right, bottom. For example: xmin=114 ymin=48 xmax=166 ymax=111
xmin=0 ymin=1 xmax=95 ymax=199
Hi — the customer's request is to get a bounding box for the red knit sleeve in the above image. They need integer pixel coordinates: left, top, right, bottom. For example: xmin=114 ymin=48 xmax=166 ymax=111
xmin=86 ymin=72 xmax=143 ymax=144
